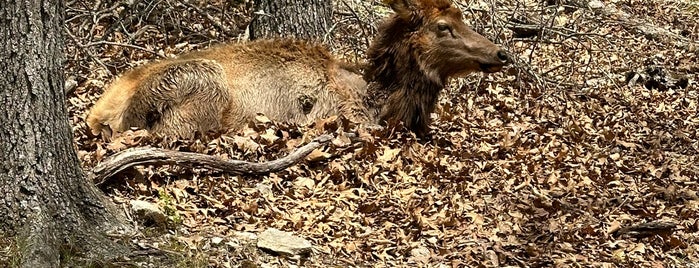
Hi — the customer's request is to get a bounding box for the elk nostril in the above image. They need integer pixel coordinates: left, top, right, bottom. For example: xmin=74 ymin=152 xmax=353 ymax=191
xmin=496 ymin=50 xmax=509 ymax=63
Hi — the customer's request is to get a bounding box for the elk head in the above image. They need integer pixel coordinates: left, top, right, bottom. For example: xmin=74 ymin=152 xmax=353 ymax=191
xmin=380 ymin=0 xmax=509 ymax=84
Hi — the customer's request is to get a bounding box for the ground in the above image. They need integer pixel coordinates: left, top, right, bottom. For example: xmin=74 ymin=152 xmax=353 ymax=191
xmin=54 ymin=0 xmax=699 ymax=267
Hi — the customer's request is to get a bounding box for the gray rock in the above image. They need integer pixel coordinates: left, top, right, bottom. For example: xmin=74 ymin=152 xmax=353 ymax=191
xmin=130 ymin=200 xmax=167 ymax=227
xmin=588 ymin=0 xmax=604 ymax=9
xmin=409 ymin=246 xmax=431 ymax=264
xmin=256 ymin=228 xmax=312 ymax=256
xmin=211 ymin=237 xmax=224 ymax=245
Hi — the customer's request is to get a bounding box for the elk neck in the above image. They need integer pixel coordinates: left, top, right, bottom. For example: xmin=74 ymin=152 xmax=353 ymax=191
xmin=362 ymin=17 xmax=445 ymax=134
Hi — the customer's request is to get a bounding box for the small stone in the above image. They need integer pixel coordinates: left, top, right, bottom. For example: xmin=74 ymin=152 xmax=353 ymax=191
xmin=409 ymin=246 xmax=431 ymax=264
xmin=257 ymin=228 xmax=312 ymax=256
xmin=211 ymin=237 xmax=224 ymax=245
xmin=130 ymin=200 xmax=166 ymax=227
xmin=588 ymin=0 xmax=604 ymax=9
xmin=427 ymin=237 xmax=438 ymax=244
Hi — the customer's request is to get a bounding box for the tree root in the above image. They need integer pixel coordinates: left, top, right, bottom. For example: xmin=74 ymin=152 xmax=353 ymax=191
xmin=92 ymin=134 xmax=335 ymax=186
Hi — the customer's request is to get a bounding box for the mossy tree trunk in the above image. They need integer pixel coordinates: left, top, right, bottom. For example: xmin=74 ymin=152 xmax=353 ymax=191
xmin=250 ymin=0 xmax=333 ymax=40
xmin=0 ymin=0 xmax=131 ymax=266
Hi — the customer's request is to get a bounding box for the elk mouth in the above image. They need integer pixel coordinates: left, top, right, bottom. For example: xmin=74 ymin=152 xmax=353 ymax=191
xmin=479 ymin=50 xmax=509 ymax=73
xmin=480 ymin=64 xmax=504 ymax=73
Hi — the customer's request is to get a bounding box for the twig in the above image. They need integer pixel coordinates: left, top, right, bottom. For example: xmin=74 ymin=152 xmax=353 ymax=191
xmin=340 ymin=0 xmax=371 ymax=47
xmin=83 ymin=41 xmax=166 ymax=58
xmin=183 ymin=2 xmax=237 ymax=37
xmin=564 ymin=0 xmax=697 ymax=49
xmin=98 ymin=0 xmax=144 ymax=41
xmin=63 ymin=26 xmax=112 ymax=75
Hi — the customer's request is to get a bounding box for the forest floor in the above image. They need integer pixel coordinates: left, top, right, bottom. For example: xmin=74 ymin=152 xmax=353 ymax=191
xmin=64 ymin=0 xmax=698 ymax=267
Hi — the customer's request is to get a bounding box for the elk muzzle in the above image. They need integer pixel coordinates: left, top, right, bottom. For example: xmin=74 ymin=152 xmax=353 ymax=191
xmin=480 ymin=50 xmax=510 ymax=73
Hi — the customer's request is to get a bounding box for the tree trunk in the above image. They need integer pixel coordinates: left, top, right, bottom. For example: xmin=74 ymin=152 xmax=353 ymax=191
xmin=0 ymin=0 xmax=130 ymax=266
xmin=250 ymin=0 xmax=333 ymax=40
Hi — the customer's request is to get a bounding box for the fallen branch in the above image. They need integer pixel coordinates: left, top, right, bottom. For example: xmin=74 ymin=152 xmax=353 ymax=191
xmin=183 ymin=2 xmax=237 ymax=37
xmin=83 ymin=40 xmax=166 ymax=58
xmin=92 ymin=134 xmax=334 ymax=186
xmin=565 ymin=0 xmax=697 ymax=49
xmin=611 ymin=221 xmax=677 ymax=238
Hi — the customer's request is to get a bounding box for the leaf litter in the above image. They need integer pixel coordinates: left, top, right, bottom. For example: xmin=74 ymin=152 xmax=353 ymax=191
xmin=64 ymin=0 xmax=698 ymax=267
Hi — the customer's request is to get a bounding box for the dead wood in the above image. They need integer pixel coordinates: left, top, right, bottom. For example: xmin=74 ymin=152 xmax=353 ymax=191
xmin=612 ymin=221 xmax=677 ymax=238
xmin=92 ymin=134 xmax=334 ymax=186
xmin=507 ymin=17 xmax=543 ymax=39
xmin=625 ymin=66 xmax=690 ymax=90
xmin=565 ymin=0 xmax=697 ymax=49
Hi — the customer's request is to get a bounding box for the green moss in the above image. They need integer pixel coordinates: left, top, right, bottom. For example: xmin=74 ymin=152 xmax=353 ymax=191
xmin=158 ymin=190 xmax=183 ymax=227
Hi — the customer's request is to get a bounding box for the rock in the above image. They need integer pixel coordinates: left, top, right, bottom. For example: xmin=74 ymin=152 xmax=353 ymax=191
xmin=256 ymin=228 xmax=312 ymax=256
xmin=588 ymin=0 xmax=604 ymax=9
xmin=211 ymin=237 xmax=224 ymax=245
xmin=409 ymin=246 xmax=431 ymax=264
xmin=130 ymin=200 xmax=167 ymax=227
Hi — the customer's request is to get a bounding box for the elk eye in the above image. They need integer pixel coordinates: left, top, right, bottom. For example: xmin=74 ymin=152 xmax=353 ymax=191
xmin=437 ymin=23 xmax=450 ymax=32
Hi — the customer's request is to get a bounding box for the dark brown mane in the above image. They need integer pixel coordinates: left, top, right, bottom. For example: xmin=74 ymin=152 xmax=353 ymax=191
xmin=359 ymin=0 xmax=507 ymax=137
xmin=363 ymin=1 xmax=450 ymax=137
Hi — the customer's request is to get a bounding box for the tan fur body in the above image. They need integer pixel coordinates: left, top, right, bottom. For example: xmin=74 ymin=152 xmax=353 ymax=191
xmin=88 ymin=40 xmax=368 ymax=137
xmin=87 ymin=0 xmax=508 ymax=138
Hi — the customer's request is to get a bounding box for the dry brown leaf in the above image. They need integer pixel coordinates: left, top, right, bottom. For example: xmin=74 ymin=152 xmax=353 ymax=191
xmin=378 ymin=148 xmax=401 ymax=163
xmin=306 ymin=149 xmax=331 ymax=162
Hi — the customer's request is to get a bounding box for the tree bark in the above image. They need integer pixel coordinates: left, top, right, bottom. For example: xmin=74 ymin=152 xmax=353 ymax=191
xmin=250 ymin=0 xmax=333 ymax=40
xmin=0 ymin=0 xmax=131 ymax=266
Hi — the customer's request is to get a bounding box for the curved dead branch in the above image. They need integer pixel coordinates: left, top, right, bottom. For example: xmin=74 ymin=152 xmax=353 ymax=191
xmin=565 ymin=0 xmax=697 ymax=48
xmin=92 ymin=134 xmax=334 ymax=186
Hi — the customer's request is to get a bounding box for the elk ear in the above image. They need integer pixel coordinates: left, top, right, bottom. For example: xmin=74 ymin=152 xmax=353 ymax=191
xmin=384 ymin=0 xmax=416 ymax=20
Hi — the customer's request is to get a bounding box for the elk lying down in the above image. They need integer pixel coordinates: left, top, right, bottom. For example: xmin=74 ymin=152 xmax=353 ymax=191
xmin=87 ymin=0 xmax=509 ymax=138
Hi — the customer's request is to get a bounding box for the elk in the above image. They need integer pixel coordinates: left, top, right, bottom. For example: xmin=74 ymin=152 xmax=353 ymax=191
xmin=87 ymin=0 xmax=509 ymax=139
